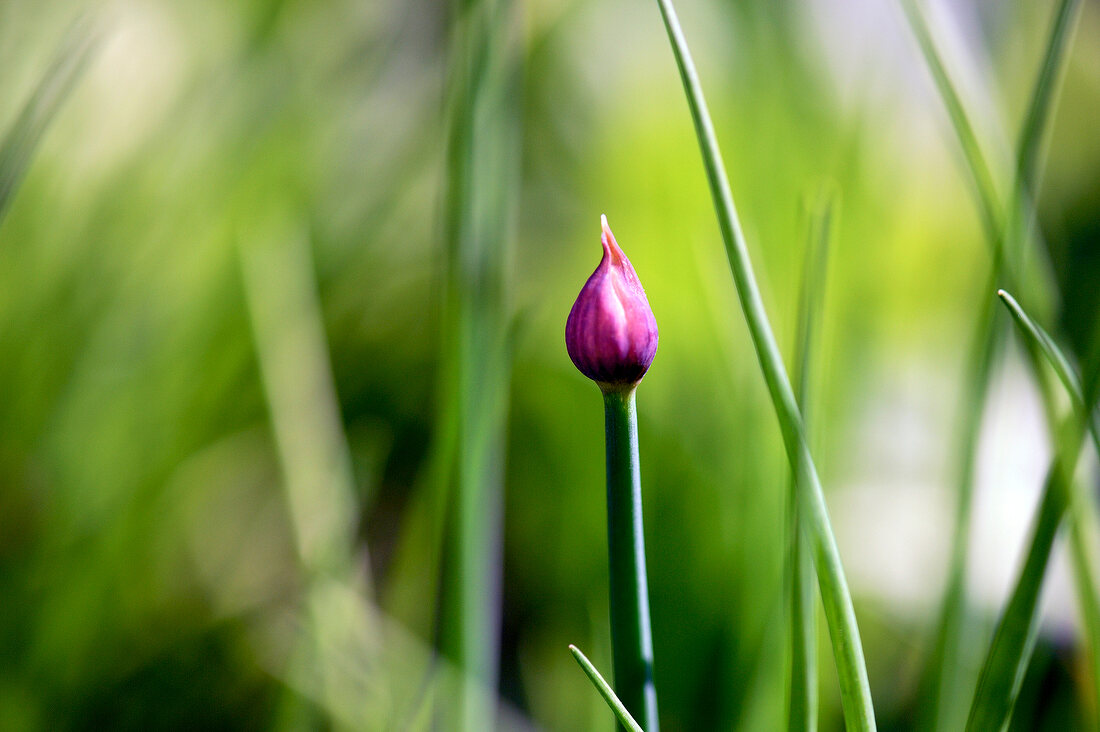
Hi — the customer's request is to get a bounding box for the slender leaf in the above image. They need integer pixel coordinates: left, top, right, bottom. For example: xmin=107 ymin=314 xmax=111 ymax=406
xmin=651 ymin=1 xmax=876 ymax=728
xmin=1015 ymin=0 xmax=1082 ymax=200
xmin=998 ymin=291 xmax=1083 ymax=408
xmin=918 ymin=273 xmax=1003 ymax=732
xmin=964 ymin=454 xmax=1074 ymax=732
xmin=997 ymin=290 xmax=1100 ymax=719
xmin=569 ymin=645 xmax=646 ymax=732
xmin=787 ymin=194 xmax=833 ymax=732
xmin=437 ymin=0 xmax=520 ymax=728
xmin=899 ymin=1 xmax=1089 ymax=727
xmin=896 ymin=0 xmax=1000 ymax=244
xmin=964 ymin=288 xmax=1100 ymax=730
xmin=0 ymin=20 xmax=98 ymax=224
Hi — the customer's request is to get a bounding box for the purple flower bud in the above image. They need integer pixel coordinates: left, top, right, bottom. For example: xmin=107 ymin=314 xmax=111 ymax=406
xmin=566 ymin=215 xmax=659 ymax=390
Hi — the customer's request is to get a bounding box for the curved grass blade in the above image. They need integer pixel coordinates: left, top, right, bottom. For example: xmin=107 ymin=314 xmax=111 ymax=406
xmin=1007 ymin=0 xmax=1084 ymax=277
xmin=917 ymin=274 xmax=1004 ymax=732
xmin=651 ymin=1 xmax=876 ymax=728
xmin=899 ymin=1 xmax=1087 ymax=727
xmin=896 ymin=0 xmax=1083 ymax=289
xmin=787 ymin=194 xmax=833 ymax=732
xmin=996 ymin=290 xmax=1100 ymax=720
xmin=998 ymin=291 xmax=1084 ymax=409
xmin=963 ymin=291 xmax=1100 ymax=731
xmin=0 ymin=19 xmax=98 ymax=224
xmin=569 ymin=645 xmax=645 ymax=732
xmin=1015 ymin=0 xmax=1082 ymax=202
xmin=963 ymin=454 xmax=1074 ymax=732
xmin=896 ymin=0 xmax=1001 ymax=244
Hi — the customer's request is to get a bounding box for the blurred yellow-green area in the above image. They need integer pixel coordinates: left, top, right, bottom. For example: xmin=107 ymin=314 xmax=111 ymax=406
xmin=1 ymin=0 xmax=1099 ymax=729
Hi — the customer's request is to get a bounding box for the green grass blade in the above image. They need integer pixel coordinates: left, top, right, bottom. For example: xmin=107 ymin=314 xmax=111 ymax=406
xmin=899 ymin=0 xmax=1082 ymax=289
xmin=998 ymin=289 xmax=1100 ymax=456
xmin=437 ymin=0 xmax=520 ymax=728
xmin=998 ymin=290 xmax=1083 ymax=405
xmin=787 ymin=194 xmax=833 ymax=732
xmin=0 ymin=21 xmax=98 ymax=224
xmin=239 ymin=222 xmax=362 ymax=581
xmin=900 ymin=2 xmax=1090 ymax=725
xmin=964 ymin=459 xmax=1071 ymax=732
xmin=997 ymin=290 xmax=1100 ymax=722
xmin=918 ymin=278 xmax=1004 ymax=732
xmin=651 ymin=2 xmax=876 ymax=728
xmin=1015 ymin=0 xmax=1082 ymax=200
xmin=896 ymin=0 xmax=1001 ymax=244
xmin=792 ymin=195 xmax=833 ymax=413
xmin=569 ymin=645 xmax=646 ymax=732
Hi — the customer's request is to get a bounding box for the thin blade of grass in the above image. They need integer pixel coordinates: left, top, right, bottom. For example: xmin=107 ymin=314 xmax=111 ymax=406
xmin=787 ymin=193 xmax=833 ymax=732
xmin=651 ymin=2 xmax=876 ymax=728
xmin=239 ymin=221 xmax=362 ymax=581
xmin=917 ymin=276 xmax=1004 ymax=732
xmin=1015 ymin=0 xmax=1082 ymax=203
xmin=0 ymin=19 xmax=98 ymax=224
xmin=899 ymin=1 xmax=1088 ymax=726
xmin=569 ymin=645 xmax=645 ymax=732
xmin=997 ymin=290 xmax=1100 ymax=720
xmin=895 ymin=0 xmax=1001 ymax=244
xmin=963 ymin=288 xmax=1100 ymax=730
xmin=1006 ymin=0 xmax=1083 ymax=288
xmin=998 ymin=290 xmax=1084 ymax=407
xmin=436 ymin=0 xmax=520 ymax=728
xmin=963 ymin=453 xmax=1074 ymax=732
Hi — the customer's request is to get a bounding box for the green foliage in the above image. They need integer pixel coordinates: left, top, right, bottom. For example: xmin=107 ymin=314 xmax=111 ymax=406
xmin=569 ymin=644 xmax=646 ymax=732
xmin=0 ymin=0 xmax=1098 ymax=730
xmin=652 ymin=0 xmax=875 ymax=727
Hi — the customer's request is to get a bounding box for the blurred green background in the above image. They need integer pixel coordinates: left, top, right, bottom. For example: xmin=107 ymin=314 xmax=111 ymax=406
xmin=1 ymin=0 xmax=1099 ymax=729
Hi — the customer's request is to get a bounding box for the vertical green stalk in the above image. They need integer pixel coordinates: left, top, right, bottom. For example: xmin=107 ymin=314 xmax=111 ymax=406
xmin=1014 ymin=0 xmax=1081 ymax=208
xmin=965 ymin=450 xmax=1076 ymax=732
xmin=787 ymin=197 xmax=833 ymax=732
xmin=437 ymin=0 xmax=519 ymax=728
xmin=897 ymin=0 xmax=1002 ymax=245
xmin=899 ymin=0 xmax=1089 ymax=726
xmin=961 ymin=290 xmax=1100 ymax=730
xmin=603 ymin=387 xmax=659 ymax=731
xmin=997 ymin=290 xmax=1100 ymax=724
xmin=652 ymin=1 xmax=875 ymax=728
xmin=921 ymin=286 xmax=1004 ymax=732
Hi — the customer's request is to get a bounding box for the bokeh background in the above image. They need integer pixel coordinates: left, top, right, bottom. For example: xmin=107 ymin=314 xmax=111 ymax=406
xmin=1 ymin=0 xmax=1099 ymax=729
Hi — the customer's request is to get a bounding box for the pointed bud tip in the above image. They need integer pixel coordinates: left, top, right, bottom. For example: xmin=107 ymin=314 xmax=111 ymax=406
xmin=565 ymin=216 xmax=658 ymax=390
xmin=600 ymin=214 xmax=624 ymax=266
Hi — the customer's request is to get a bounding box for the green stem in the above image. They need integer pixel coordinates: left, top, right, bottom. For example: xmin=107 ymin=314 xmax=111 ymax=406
xmin=897 ymin=0 xmax=1002 ymax=245
xmin=788 ymin=519 xmax=818 ymax=732
xmin=788 ymin=197 xmax=832 ymax=732
xmin=919 ymin=281 xmax=1003 ymax=732
xmin=652 ymin=1 xmax=876 ymax=728
xmin=437 ymin=0 xmax=518 ymax=727
xmin=602 ymin=387 xmax=659 ymax=732
xmin=570 ymin=644 xmax=647 ymax=732
xmin=899 ymin=1 xmax=1089 ymax=726
xmin=997 ymin=290 xmax=1100 ymax=723
xmin=965 ymin=440 xmax=1077 ymax=732
xmin=1015 ymin=0 xmax=1081 ymax=205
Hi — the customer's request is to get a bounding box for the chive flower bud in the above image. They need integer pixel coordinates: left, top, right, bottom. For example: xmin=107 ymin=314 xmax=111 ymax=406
xmin=566 ymin=216 xmax=658 ymax=390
